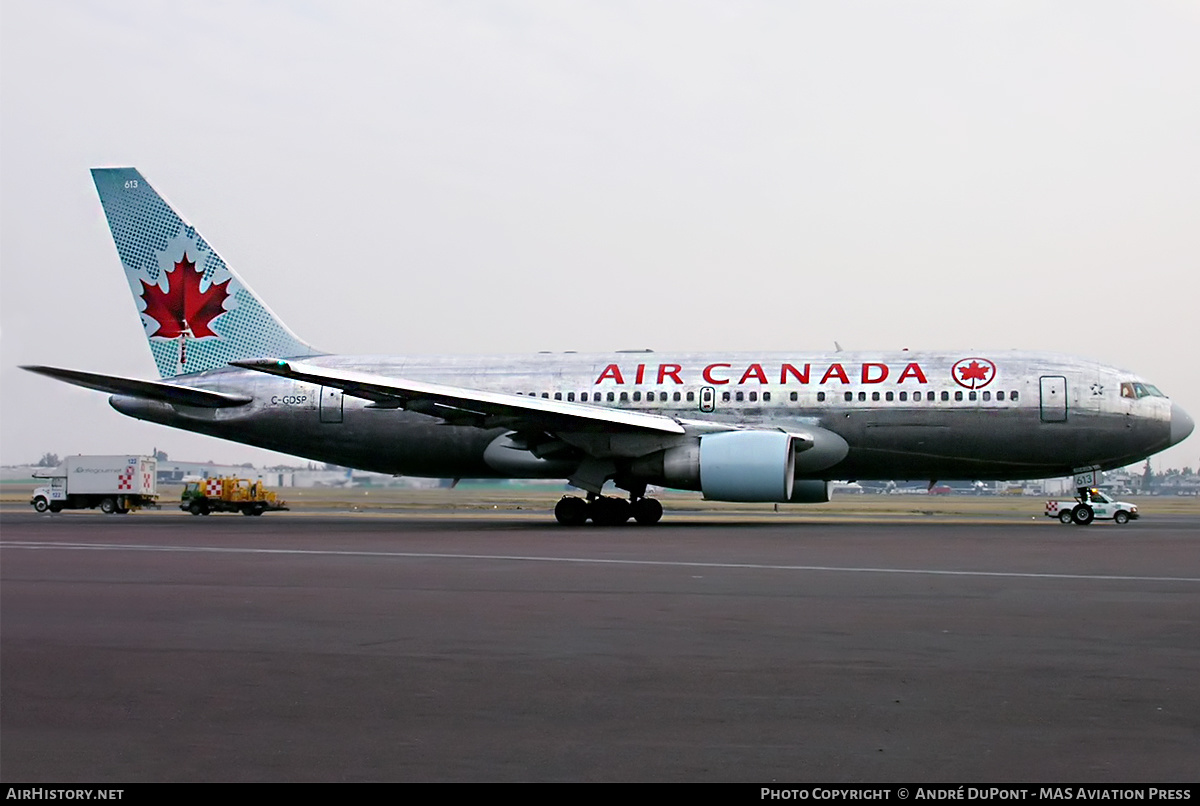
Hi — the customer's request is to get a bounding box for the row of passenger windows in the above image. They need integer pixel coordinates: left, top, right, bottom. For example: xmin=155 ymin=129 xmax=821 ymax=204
xmin=516 ymin=389 xmax=1021 ymax=403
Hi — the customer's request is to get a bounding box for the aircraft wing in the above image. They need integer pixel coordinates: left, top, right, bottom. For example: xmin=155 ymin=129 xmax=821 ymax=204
xmin=232 ymin=359 xmax=687 ymax=435
xmin=22 ymin=365 xmax=253 ymax=408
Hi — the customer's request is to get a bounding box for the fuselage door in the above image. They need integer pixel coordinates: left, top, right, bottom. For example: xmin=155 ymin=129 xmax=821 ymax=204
xmin=319 ymin=386 xmax=344 ymax=424
xmin=1040 ymin=376 xmax=1068 ymax=422
xmin=700 ymin=386 xmax=716 ymax=413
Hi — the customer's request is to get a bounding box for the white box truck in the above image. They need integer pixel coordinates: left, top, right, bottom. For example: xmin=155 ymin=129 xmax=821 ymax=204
xmin=30 ymin=455 xmax=158 ymax=514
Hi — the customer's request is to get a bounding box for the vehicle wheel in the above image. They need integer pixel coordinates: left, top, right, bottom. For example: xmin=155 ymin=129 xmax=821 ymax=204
xmin=632 ymin=498 xmax=664 ymax=525
xmin=100 ymin=497 xmax=117 ymax=514
xmin=1058 ymin=510 xmax=1074 ymax=524
xmin=1072 ymin=504 xmax=1094 ymax=526
xmin=33 ymin=497 xmax=49 ymax=513
xmin=241 ymin=507 xmax=255 ymax=516
xmin=554 ymin=496 xmax=589 ymax=526
xmin=189 ymin=500 xmax=204 ymax=516
xmin=1114 ymin=511 xmax=1130 ymax=525
xmin=49 ymin=503 xmax=63 ymax=513
xmin=252 ymin=504 xmax=266 ymax=516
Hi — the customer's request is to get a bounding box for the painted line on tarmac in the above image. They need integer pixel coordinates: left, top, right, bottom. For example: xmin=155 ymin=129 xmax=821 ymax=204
xmin=3 ymin=541 xmax=1198 ymax=583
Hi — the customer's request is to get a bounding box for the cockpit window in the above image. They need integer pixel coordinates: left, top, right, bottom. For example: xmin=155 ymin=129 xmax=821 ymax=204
xmin=1121 ymin=382 xmax=1166 ymax=399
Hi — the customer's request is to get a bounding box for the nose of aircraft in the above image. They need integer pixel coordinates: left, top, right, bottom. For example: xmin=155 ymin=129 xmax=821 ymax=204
xmin=1171 ymin=402 xmax=1195 ymax=447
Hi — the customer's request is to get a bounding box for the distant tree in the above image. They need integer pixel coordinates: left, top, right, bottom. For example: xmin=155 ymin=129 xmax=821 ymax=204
xmin=154 ymin=449 xmax=169 ymax=461
xmin=36 ymin=452 xmax=60 ymax=467
xmin=241 ymin=462 xmax=254 ymax=468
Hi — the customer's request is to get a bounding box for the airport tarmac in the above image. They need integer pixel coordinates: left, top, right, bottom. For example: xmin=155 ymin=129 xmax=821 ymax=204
xmin=2 ymin=510 xmax=1198 ymax=782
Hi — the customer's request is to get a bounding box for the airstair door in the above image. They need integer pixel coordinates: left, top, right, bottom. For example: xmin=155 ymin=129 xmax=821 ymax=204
xmin=1040 ymin=376 xmax=1068 ymax=422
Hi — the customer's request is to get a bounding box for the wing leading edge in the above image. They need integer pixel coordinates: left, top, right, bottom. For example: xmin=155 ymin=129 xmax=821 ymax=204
xmin=232 ymin=359 xmax=687 ymax=435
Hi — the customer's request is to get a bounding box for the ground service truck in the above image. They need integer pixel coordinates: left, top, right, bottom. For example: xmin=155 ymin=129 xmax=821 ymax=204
xmin=180 ymin=476 xmax=288 ymax=516
xmin=31 ymin=455 xmax=158 ymax=513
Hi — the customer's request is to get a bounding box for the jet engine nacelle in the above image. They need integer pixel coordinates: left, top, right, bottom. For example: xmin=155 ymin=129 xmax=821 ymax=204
xmin=699 ymin=430 xmax=796 ymax=502
xmin=630 ymin=427 xmax=846 ymax=503
xmin=788 ymin=479 xmax=833 ymax=504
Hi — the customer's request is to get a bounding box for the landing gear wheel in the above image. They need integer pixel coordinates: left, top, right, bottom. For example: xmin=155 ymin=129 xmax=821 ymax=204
xmin=1072 ymin=504 xmax=1094 ymax=526
xmin=631 ymin=498 xmax=664 ymax=525
xmin=590 ymin=496 xmax=631 ymax=526
xmin=555 ymin=496 xmax=589 ymax=526
xmin=1059 ymin=510 xmax=1074 ymax=525
xmin=33 ymin=497 xmax=49 ymax=513
xmin=100 ymin=497 xmax=117 ymax=515
xmin=1114 ymin=511 xmax=1130 ymax=525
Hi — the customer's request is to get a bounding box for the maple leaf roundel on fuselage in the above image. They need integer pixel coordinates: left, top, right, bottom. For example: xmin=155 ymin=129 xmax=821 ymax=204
xmin=139 ymin=253 xmax=231 ymax=339
xmin=951 ymin=357 xmax=996 ymax=390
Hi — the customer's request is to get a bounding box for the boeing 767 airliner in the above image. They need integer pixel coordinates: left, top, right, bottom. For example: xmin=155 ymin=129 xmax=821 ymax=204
xmin=22 ymin=168 xmax=1194 ymax=525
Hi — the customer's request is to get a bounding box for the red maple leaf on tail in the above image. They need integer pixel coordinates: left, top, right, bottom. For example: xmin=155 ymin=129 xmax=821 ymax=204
xmin=140 ymin=253 xmax=230 ymax=339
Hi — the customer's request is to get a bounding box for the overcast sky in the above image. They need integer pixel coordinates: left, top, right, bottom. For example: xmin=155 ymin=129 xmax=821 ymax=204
xmin=2 ymin=0 xmax=1198 ymax=470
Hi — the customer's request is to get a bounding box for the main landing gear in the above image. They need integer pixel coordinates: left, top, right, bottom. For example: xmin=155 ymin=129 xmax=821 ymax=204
xmin=555 ymin=494 xmax=664 ymax=526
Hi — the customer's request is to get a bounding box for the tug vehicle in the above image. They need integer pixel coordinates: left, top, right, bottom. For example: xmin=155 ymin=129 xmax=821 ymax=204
xmin=180 ymin=476 xmax=288 ymax=516
xmin=1045 ymin=488 xmax=1138 ymax=526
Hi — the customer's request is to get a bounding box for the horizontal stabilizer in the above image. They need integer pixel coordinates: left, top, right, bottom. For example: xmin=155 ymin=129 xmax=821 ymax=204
xmin=21 ymin=365 xmax=252 ymax=408
xmin=232 ymin=359 xmax=686 ymax=434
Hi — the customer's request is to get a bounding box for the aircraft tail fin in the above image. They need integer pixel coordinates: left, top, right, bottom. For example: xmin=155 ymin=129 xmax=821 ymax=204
xmin=90 ymin=167 xmax=318 ymax=378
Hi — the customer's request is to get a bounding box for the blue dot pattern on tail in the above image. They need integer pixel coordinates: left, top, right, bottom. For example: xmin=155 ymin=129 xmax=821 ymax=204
xmin=91 ymin=168 xmax=318 ymax=379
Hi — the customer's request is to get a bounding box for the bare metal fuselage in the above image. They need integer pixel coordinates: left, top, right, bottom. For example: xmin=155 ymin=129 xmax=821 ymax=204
xmin=109 ymin=350 xmax=1177 ymax=483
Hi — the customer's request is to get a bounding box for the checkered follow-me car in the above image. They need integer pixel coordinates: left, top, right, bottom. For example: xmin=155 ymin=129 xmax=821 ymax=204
xmin=1045 ymin=488 xmax=1138 ymax=526
xmin=30 ymin=455 xmax=158 ymax=514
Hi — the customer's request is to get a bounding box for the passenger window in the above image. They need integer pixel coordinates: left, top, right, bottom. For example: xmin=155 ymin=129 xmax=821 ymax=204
xmin=817 ymin=392 xmax=826 ymax=402
xmin=997 ymin=391 xmax=1005 ymax=401
xmin=968 ymin=391 xmax=976 ymax=401
xmin=858 ymin=392 xmax=866 ymax=402
xmin=790 ymin=392 xmax=798 ymax=402
xmin=748 ymin=391 xmax=757 ymax=402
xmin=568 ymin=392 xmax=576 ymax=401
xmin=735 ymin=391 xmax=744 ymax=402
xmin=646 ymin=392 xmax=654 ymax=402
xmin=1011 ymin=391 xmax=1019 ymax=401
xmin=899 ymin=391 xmax=907 ymax=401
xmin=872 ymin=392 xmax=880 ymax=401
xmin=885 ymin=391 xmax=893 ymax=401
xmin=722 ymin=391 xmax=731 ymax=402
xmin=632 ymin=391 xmax=641 ymax=401
xmin=674 ymin=392 xmax=682 ymax=402
xmin=620 ymin=392 xmax=628 ymax=402
xmin=954 ymin=391 xmax=962 ymax=402
xmin=554 ymin=392 xmax=562 ymax=400
xmin=941 ymin=391 xmax=950 ymax=401
xmin=542 ymin=392 xmax=549 ymax=398
xmin=844 ymin=392 xmax=853 ymax=402
xmin=686 ymin=391 xmax=695 ymax=402
xmin=762 ymin=392 xmax=771 ymax=402
xmin=982 ymin=391 xmax=990 ymax=401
